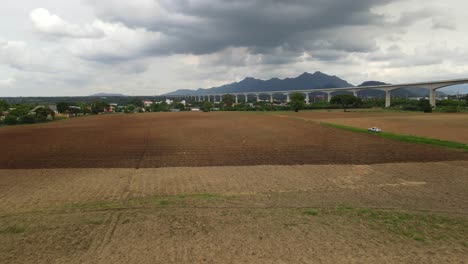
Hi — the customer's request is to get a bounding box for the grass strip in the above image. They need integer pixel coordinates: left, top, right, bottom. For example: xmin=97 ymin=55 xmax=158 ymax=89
xmin=322 ymin=122 xmax=468 ymax=151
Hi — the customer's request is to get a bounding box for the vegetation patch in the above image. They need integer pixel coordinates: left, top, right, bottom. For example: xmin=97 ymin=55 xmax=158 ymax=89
xmin=130 ymin=193 xmax=230 ymax=206
xmin=333 ymin=206 xmax=468 ymax=242
xmin=0 ymin=225 xmax=26 ymax=234
xmin=322 ymin=122 xmax=468 ymax=151
xmin=63 ymin=201 xmax=121 ymax=211
xmin=303 ymin=209 xmax=320 ymax=216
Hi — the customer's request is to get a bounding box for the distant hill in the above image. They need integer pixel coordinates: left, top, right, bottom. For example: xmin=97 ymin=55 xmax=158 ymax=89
xmin=89 ymin=93 xmax=127 ymax=97
xmin=165 ymin=72 xmax=447 ymax=98
xmin=165 ymin=72 xmax=354 ymax=95
xmin=357 ymin=81 xmax=444 ymax=98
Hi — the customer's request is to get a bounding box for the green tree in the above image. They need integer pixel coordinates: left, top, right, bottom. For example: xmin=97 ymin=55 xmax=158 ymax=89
xmin=202 ymin=102 xmax=213 ymax=112
xmin=151 ymin=102 xmax=170 ymax=112
xmin=0 ymin=100 xmax=9 ymax=112
xmin=174 ymin=103 xmax=186 ymax=111
xmin=4 ymin=115 xmax=18 ymax=125
xmin=125 ymin=104 xmax=136 ymax=113
xmin=418 ymin=99 xmax=433 ymax=113
xmin=91 ymin=101 xmax=109 ymax=114
xmin=9 ymin=104 xmax=32 ymax=117
xmin=129 ymin=98 xmax=144 ymax=108
xmin=289 ymin=93 xmax=305 ymax=112
xmin=35 ymin=107 xmax=55 ymax=121
xmin=330 ymin=94 xmax=360 ymax=112
xmin=222 ymin=94 xmax=235 ymax=107
xmin=19 ymin=114 xmax=36 ymax=124
xmin=69 ymin=107 xmax=82 ymax=116
xmin=56 ymin=102 xmax=73 ymax=113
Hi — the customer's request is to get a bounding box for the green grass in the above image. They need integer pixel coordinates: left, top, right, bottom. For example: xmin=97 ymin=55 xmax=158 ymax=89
xmin=130 ymin=193 xmax=229 ymax=206
xmin=83 ymin=219 xmax=106 ymax=225
xmin=322 ymin=122 xmax=468 ymax=151
xmin=61 ymin=193 xmax=229 ymax=211
xmin=304 ymin=209 xmax=320 ymax=216
xmin=63 ymin=201 xmax=121 ymax=210
xmin=333 ymin=206 xmax=468 ymax=242
xmin=158 ymin=200 xmax=170 ymax=206
xmin=0 ymin=225 xmax=26 ymax=234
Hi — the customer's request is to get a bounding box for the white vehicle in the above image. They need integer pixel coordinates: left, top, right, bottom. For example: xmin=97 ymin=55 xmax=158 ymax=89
xmin=368 ymin=127 xmax=382 ymax=133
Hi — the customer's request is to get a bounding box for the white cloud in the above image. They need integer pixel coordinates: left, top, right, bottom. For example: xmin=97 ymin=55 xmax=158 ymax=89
xmin=69 ymin=20 xmax=165 ymax=62
xmin=1 ymin=0 xmax=468 ymax=96
xmin=0 ymin=78 xmax=15 ymax=87
xmin=432 ymin=18 xmax=457 ymax=30
xmin=0 ymin=40 xmax=65 ymax=73
xmin=30 ymin=8 xmax=103 ymax=38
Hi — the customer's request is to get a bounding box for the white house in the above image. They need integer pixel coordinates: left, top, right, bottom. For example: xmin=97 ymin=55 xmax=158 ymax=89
xmin=142 ymin=100 xmax=154 ymax=107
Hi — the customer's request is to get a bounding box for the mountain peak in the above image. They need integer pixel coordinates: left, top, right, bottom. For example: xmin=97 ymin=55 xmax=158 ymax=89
xmin=358 ymin=81 xmax=388 ymax=87
xmin=165 ymin=71 xmax=354 ymax=95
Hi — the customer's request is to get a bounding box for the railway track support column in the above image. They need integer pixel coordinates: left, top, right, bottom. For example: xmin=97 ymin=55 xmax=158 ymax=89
xmin=284 ymin=93 xmax=290 ymax=103
xmin=256 ymin=94 xmax=260 ymax=102
xmin=304 ymin=93 xmax=310 ymax=104
xmin=270 ymin=94 xmax=274 ymax=103
xmin=235 ymin=94 xmax=239 ymax=104
xmin=385 ymin=90 xmax=391 ymax=108
xmin=429 ymin=89 xmax=437 ymax=108
xmin=244 ymin=94 xmax=248 ymax=103
xmin=326 ymin=92 xmax=332 ymax=103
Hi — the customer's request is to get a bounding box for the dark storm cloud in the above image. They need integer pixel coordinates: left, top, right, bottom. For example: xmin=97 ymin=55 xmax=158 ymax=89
xmin=87 ymin=0 xmax=396 ymax=63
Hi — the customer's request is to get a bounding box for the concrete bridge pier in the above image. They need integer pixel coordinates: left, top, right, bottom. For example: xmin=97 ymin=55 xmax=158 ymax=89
xmin=244 ymin=94 xmax=248 ymax=103
xmin=256 ymin=94 xmax=260 ymax=102
xmin=385 ymin=90 xmax=391 ymax=108
xmin=429 ymin=89 xmax=437 ymax=108
xmin=304 ymin=93 xmax=310 ymax=104
xmin=284 ymin=93 xmax=290 ymax=103
xmin=270 ymin=94 xmax=274 ymax=103
xmin=326 ymin=92 xmax=332 ymax=103
xmin=235 ymin=94 xmax=239 ymax=104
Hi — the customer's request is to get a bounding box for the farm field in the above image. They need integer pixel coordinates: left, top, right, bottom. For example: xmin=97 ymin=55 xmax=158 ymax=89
xmin=1 ymin=112 xmax=467 ymax=169
xmin=280 ymin=110 xmax=468 ymax=144
xmin=0 ymin=112 xmax=467 ymax=263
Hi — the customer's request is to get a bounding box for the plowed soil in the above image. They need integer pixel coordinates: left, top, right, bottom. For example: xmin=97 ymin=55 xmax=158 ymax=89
xmin=0 ymin=162 xmax=467 ymax=263
xmin=1 ymin=112 xmax=467 ymax=263
xmin=1 ymin=112 xmax=467 ymax=169
xmin=282 ymin=110 xmax=468 ymax=143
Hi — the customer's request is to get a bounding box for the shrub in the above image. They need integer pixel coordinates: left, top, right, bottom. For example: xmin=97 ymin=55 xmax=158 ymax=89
xmin=436 ymin=106 xmax=460 ymax=113
xmin=4 ymin=115 xmax=18 ymax=125
xmin=290 ymin=93 xmax=306 ymax=112
xmin=418 ymin=99 xmax=433 ymax=113
xmin=19 ymin=115 xmax=36 ymax=124
xmin=202 ymin=102 xmax=213 ymax=112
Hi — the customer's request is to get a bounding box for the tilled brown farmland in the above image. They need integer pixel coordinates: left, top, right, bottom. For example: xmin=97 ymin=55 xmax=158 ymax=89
xmin=1 ymin=112 xmax=467 ymax=169
xmin=1 ymin=112 xmax=468 ymax=264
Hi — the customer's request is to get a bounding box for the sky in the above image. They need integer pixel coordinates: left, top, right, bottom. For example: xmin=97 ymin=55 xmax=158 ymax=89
xmin=1 ymin=0 xmax=468 ymax=96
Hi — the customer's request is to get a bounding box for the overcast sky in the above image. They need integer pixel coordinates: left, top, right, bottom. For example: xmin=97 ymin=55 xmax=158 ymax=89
xmin=1 ymin=0 xmax=468 ymax=96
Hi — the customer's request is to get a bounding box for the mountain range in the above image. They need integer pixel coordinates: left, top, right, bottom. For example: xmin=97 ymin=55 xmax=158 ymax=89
xmin=89 ymin=93 xmax=127 ymax=97
xmin=165 ymin=72 xmax=443 ymax=98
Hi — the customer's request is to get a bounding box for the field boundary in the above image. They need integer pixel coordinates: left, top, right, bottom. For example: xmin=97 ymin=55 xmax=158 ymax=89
xmin=322 ymin=122 xmax=468 ymax=151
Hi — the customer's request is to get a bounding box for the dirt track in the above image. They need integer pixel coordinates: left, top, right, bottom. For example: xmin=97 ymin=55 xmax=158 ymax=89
xmin=1 ymin=112 xmax=467 ymax=169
